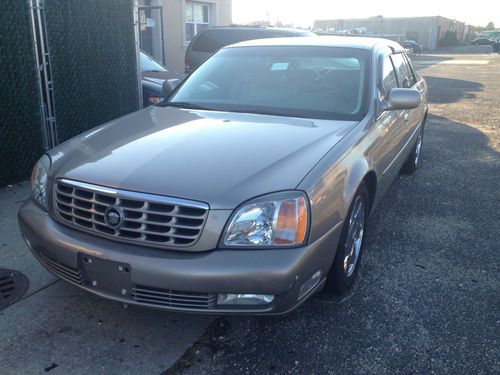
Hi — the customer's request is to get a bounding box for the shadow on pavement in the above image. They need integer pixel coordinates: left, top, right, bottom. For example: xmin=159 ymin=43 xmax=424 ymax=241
xmin=424 ymin=76 xmax=483 ymax=104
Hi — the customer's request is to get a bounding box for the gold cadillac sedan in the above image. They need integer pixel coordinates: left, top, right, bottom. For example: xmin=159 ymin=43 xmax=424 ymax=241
xmin=19 ymin=37 xmax=427 ymax=314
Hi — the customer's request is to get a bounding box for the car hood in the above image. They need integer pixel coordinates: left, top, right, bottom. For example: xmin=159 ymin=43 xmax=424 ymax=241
xmin=50 ymin=107 xmax=356 ymax=209
xmin=142 ymin=71 xmax=185 ymax=84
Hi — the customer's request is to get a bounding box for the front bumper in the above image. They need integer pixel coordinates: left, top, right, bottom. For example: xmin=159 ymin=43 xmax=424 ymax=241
xmin=18 ymin=200 xmax=341 ymax=315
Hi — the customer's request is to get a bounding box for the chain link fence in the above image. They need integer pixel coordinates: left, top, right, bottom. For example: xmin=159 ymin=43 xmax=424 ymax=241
xmin=0 ymin=0 xmax=139 ymax=186
xmin=44 ymin=0 xmax=139 ymax=143
xmin=0 ymin=0 xmax=43 ymax=186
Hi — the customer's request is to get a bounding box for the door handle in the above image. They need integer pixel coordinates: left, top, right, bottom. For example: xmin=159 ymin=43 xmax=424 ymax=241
xmin=403 ymin=112 xmax=409 ymax=122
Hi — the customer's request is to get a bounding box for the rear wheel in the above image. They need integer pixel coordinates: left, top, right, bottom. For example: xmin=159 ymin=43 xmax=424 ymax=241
xmin=401 ymin=124 xmax=424 ymax=174
xmin=325 ymin=183 xmax=369 ymax=294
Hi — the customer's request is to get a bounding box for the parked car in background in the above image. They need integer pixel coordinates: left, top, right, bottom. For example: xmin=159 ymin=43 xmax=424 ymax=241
xmin=140 ymin=51 xmax=185 ymax=107
xmin=401 ymin=40 xmax=422 ymax=53
xmin=184 ymin=26 xmax=316 ymax=73
xmin=493 ymin=37 xmax=500 ymax=53
xmin=20 ymin=37 xmax=427 ymax=315
xmin=470 ymin=38 xmax=493 ymax=45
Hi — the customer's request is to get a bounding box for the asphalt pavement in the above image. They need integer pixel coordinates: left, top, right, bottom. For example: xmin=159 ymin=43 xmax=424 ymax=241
xmin=166 ymin=46 xmax=500 ymax=375
xmin=0 ymin=46 xmax=498 ymax=374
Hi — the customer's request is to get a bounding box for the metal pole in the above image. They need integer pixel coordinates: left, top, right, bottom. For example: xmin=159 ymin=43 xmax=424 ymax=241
xmin=36 ymin=0 xmax=57 ymax=147
xmin=29 ymin=0 xmax=58 ymax=149
xmin=28 ymin=0 xmax=49 ymax=150
xmin=133 ymin=0 xmax=143 ymax=110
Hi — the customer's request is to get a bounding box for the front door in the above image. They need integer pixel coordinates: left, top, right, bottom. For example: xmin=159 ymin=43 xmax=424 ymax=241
xmin=370 ymin=55 xmax=408 ymax=199
xmin=138 ymin=6 xmax=165 ymax=64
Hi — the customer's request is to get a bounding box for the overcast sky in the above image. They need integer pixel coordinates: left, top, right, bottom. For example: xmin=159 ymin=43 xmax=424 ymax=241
xmin=233 ymin=0 xmax=499 ymax=28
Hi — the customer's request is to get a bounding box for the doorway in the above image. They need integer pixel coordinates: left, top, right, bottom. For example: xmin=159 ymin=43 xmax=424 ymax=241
xmin=138 ymin=6 xmax=165 ymax=64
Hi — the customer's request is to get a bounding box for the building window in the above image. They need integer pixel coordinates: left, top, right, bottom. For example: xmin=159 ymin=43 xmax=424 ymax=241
xmin=185 ymin=2 xmax=210 ymax=43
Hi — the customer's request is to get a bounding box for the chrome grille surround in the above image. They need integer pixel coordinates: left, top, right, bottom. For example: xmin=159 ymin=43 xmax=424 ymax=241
xmin=53 ymin=179 xmax=209 ymax=249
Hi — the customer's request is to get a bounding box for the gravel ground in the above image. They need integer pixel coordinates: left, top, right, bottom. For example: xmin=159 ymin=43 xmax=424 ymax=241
xmin=164 ymin=48 xmax=500 ymax=375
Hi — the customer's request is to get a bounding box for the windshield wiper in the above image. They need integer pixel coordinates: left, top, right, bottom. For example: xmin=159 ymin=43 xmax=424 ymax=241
xmin=163 ymin=102 xmax=212 ymax=110
xmin=225 ymin=108 xmax=299 ymax=118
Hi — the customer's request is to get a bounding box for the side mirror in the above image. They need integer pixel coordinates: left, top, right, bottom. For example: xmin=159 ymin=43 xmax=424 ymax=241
xmin=162 ymin=79 xmax=181 ymax=96
xmin=381 ymin=88 xmax=421 ymax=111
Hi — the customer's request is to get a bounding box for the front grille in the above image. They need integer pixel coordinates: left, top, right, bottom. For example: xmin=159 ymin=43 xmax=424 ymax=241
xmin=132 ymin=285 xmax=217 ymax=309
xmin=53 ymin=179 xmax=209 ymax=249
xmin=38 ymin=252 xmax=83 ymax=285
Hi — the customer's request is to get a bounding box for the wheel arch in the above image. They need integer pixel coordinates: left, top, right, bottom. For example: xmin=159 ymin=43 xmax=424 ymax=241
xmin=346 ymin=167 xmax=378 ymax=217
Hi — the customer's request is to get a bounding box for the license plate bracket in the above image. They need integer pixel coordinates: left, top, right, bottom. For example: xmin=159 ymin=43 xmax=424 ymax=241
xmin=78 ymin=254 xmax=132 ymax=298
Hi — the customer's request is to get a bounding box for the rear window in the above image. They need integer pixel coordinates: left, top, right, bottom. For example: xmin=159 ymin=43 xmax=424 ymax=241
xmin=391 ymin=53 xmax=416 ymax=88
xmin=382 ymin=56 xmax=398 ymax=93
xmin=192 ymin=29 xmax=296 ymax=53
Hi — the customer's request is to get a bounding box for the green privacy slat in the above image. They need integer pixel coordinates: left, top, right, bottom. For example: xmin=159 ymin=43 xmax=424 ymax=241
xmin=0 ymin=0 xmax=139 ymax=186
xmin=43 ymin=0 xmax=139 ymax=143
xmin=0 ymin=1 xmax=43 ymax=185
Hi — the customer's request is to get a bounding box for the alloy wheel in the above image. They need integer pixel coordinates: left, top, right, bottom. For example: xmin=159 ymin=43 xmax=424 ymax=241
xmin=414 ymin=131 xmax=423 ymax=166
xmin=343 ymin=195 xmax=366 ymax=277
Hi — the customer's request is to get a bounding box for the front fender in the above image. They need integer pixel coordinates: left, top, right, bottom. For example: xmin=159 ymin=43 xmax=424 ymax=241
xmin=300 ymin=130 xmax=372 ymax=244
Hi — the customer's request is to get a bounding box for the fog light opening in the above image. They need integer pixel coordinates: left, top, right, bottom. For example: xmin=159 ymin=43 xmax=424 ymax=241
xmin=298 ymin=270 xmax=321 ymax=301
xmin=217 ymin=293 xmax=275 ymax=306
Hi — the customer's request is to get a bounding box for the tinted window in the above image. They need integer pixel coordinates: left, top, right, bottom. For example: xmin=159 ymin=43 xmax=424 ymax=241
xmin=192 ymin=29 xmax=296 ymax=53
xmin=167 ymin=46 xmax=370 ymax=121
xmin=391 ymin=53 xmax=416 ymax=88
xmin=382 ymin=56 xmax=398 ymax=93
xmin=403 ymin=54 xmax=418 ymax=83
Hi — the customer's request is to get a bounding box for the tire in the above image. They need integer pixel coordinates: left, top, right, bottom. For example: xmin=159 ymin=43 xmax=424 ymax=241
xmin=324 ymin=182 xmax=369 ymax=295
xmin=401 ymin=123 xmax=424 ymax=174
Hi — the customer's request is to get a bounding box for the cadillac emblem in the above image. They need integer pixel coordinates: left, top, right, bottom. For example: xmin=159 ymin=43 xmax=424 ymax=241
xmin=104 ymin=206 xmax=124 ymax=229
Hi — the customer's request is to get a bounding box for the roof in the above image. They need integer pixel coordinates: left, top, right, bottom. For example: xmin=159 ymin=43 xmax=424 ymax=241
xmin=210 ymin=25 xmax=315 ymax=35
xmin=226 ymin=36 xmax=403 ymax=51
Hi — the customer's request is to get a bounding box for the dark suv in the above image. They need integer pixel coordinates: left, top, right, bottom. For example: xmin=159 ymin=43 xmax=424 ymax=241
xmin=184 ymin=26 xmax=315 ymax=73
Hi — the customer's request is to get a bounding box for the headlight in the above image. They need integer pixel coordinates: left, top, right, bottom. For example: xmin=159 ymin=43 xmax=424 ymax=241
xmin=222 ymin=192 xmax=309 ymax=248
xmin=30 ymin=154 xmax=51 ymax=211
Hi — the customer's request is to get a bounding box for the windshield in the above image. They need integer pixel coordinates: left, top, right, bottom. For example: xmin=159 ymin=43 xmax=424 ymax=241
xmin=140 ymin=51 xmax=166 ymax=73
xmin=166 ymin=46 xmax=370 ymax=120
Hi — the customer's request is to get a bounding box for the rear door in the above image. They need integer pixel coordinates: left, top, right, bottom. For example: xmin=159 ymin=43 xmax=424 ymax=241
xmin=404 ymin=53 xmax=427 ymax=122
xmin=371 ymin=55 xmax=407 ymax=195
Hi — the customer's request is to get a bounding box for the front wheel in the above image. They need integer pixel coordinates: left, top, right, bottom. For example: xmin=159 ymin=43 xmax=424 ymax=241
xmin=324 ymin=183 xmax=369 ymax=294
